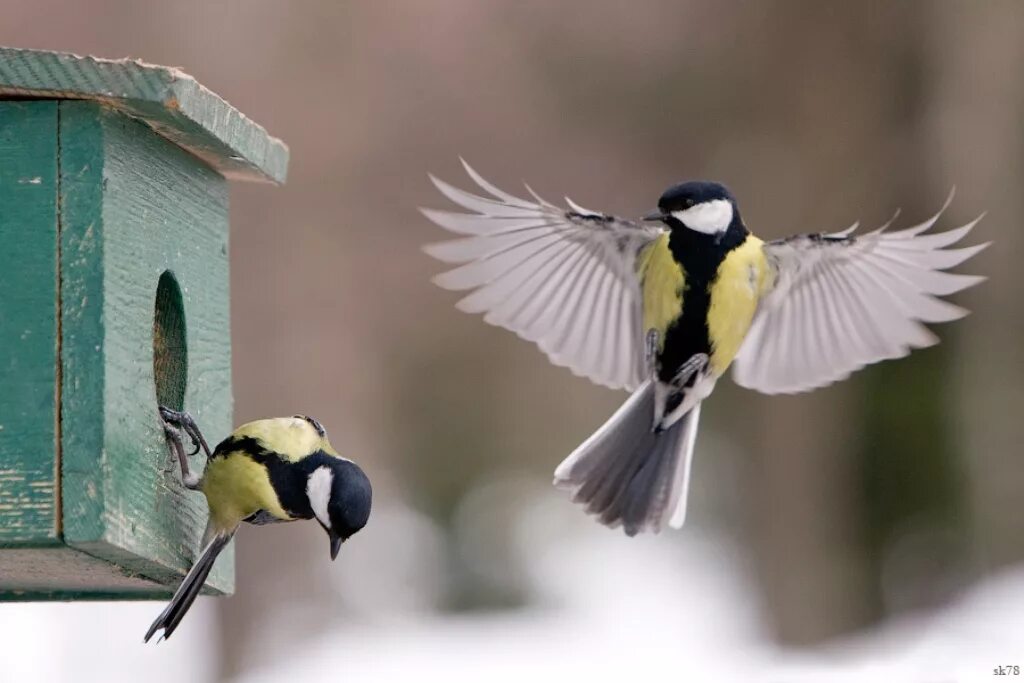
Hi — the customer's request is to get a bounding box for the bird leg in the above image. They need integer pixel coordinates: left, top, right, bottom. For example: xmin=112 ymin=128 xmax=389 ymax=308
xmin=159 ymin=407 xmax=210 ymax=491
xmin=645 ymin=329 xmax=660 ymax=375
xmin=162 ymin=421 xmax=202 ymax=490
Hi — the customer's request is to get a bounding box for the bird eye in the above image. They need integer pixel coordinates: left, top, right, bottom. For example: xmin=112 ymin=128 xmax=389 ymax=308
xmin=686 ymin=199 xmax=694 ymax=207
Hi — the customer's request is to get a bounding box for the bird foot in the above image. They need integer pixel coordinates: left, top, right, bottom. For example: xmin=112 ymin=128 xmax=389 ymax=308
xmin=644 ymin=329 xmax=660 ymax=374
xmin=672 ymin=353 xmax=709 ymax=387
xmin=159 ymin=406 xmax=212 ymax=458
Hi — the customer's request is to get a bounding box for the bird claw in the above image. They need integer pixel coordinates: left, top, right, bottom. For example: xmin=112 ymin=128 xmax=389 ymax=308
xmin=159 ymin=406 xmax=211 ymax=458
xmin=673 ymin=353 xmax=709 ymax=387
xmin=157 ymin=406 xmax=211 ymax=491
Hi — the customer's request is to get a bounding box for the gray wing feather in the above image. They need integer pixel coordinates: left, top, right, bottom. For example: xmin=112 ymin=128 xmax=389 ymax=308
xmin=734 ymin=196 xmax=988 ymax=394
xmin=423 ymin=160 xmax=661 ymax=391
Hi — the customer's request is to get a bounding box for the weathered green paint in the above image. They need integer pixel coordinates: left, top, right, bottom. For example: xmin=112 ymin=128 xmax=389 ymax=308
xmin=59 ymin=101 xmax=234 ymax=596
xmin=0 ymin=101 xmax=60 ymax=546
xmin=0 ymin=47 xmax=288 ymax=184
xmin=0 ymin=47 xmax=286 ymax=599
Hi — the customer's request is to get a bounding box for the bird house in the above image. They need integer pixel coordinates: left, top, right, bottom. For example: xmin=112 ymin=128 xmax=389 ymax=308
xmin=0 ymin=47 xmax=288 ymax=599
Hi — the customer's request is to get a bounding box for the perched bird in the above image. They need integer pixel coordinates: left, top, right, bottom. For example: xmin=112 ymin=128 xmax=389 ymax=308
xmin=145 ymin=408 xmax=372 ymax=642
xmin=422 ymin=160 xmax=986 ymax=536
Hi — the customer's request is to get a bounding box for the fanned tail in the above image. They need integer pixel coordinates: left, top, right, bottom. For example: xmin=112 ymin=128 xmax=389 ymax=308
xmin=553 ymin=381 xmax=702 ymax=535
xmin=144 ymin=530 xmax=234 ymax=642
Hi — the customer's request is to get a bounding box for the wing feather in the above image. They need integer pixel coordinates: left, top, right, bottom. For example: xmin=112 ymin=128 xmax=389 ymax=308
xmin=423 ymin=163 xmax=661 ymax=390
xmin=733 ymin=201 xmax=987 ymax=394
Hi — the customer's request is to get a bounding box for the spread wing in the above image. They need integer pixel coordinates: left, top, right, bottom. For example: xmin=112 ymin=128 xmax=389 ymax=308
xmin=422 ymin=161 xmax=662 ymax=391
xmin=733 ymin=196 xmax=988 ymax=394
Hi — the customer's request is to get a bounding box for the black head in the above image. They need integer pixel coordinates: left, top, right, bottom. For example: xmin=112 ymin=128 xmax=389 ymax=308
xmin=643 ymin=181 xmax=741 ymax=237
xmin=656 ymin=181 xmax=734 ymax=213
xmin=306 ymin=459 xmax=372 ymax=560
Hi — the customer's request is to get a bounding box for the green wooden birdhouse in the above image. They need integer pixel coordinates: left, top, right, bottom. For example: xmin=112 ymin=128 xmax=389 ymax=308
xmin=0 ymin=47 xmax=288 ymax=599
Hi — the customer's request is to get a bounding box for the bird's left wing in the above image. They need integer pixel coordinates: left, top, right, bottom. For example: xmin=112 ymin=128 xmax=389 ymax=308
xmin=422 ymin=161 xmax=661 ymax=391
xmin=733 ymin=198 xmax=988 ymax=394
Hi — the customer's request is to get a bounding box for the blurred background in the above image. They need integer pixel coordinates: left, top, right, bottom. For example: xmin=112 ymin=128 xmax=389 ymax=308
xmin=2 ymin=1 xmax=1022 ymax=681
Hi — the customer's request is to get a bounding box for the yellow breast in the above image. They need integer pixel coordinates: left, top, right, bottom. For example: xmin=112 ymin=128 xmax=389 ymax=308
xmin=201 ymin=452 xmax=292 ymax=532
xmin=637 ymin=233 xmax=685 ymax=351
xmin=707 ymin=235 xmax=768 ymax=375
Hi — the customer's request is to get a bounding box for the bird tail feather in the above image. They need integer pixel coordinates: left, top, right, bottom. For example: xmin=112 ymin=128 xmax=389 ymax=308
xmin=144 ymin=529 xmax=234 ymax=642
xmin=553 ymin=380 xmax=702 ymax=535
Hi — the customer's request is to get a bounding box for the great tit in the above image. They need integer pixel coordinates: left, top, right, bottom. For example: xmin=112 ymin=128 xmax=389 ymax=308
xmin=422 ymin=160 xmax=986 ymax=536
xmin=145 ymin=408 xmax=372 ymax=642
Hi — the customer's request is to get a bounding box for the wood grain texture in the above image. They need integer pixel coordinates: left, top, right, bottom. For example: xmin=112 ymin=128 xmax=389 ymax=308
xmin=0 ymin=101 xmax=59 ymax=545
xmin=0 ymin=546 xmax=166 ymax=599
xmin=60 ymin=101 xmax=234 ymax=595
xmin=0 ymin=46 xmax=288 ymax=184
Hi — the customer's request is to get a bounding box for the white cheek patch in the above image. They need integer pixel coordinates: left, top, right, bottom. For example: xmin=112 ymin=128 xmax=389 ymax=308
xmin=307 ymin=466 xmax=334 ymax=527
xmin=671 ymin=199 xmax=733 ymax=235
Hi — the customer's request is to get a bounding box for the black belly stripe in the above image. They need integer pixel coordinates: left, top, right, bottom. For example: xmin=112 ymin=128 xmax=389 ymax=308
xmin=659 ymin=284 xmax=711 ymax=384
xmin=657 ymin=225 xmax=748 ymax=384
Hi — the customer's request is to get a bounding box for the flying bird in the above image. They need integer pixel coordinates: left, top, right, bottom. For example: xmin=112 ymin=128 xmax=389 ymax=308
xmin=422 ymin=160 xmax=986 ymax=536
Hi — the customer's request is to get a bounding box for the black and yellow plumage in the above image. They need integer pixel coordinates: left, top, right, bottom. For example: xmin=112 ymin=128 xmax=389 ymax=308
xmin=145 ymin=411 xmax=372 ymax=642
xmin=422 ymin=161 xmax=986 ymax=536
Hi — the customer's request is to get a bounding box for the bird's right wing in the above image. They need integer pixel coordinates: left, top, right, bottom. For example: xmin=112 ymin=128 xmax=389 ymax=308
xmin=423 ymin=161 xmax=662 ymax=391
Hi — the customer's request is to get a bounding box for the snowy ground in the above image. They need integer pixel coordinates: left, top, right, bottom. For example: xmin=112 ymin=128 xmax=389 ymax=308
xmin=2 ymin=501 xmax=1021 ymax=683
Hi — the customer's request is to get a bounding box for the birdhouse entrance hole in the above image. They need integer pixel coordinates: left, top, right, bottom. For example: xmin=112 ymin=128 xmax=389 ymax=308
xmin=153 ymin=271 xmax=187 ymax=411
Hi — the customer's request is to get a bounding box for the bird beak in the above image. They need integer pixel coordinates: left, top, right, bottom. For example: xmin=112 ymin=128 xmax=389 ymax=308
xmin=643 ymin=209 xmax=666 ymax=222
xmin=329 ymin=530 xmax=343 ymax=560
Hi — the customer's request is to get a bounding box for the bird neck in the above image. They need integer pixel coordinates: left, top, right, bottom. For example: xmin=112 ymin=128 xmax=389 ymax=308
xmin=667 ymin=217 xmax=749 ymax=281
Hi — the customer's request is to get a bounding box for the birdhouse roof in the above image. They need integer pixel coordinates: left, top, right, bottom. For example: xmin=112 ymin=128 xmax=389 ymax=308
xmin=0 ymin=46 xmax=288 ymax=184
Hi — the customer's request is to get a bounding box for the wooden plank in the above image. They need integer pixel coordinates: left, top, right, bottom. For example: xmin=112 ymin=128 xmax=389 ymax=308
xmin=0 ymin=546 xmax=165 ymax=599
xmin=0 ymin=47 xmax=288 ymax=184
xmin=0 ymin=101 xmax=193 ymax=599
xmin=0 ymin=101 xmax=59 ymax=546
xmin=60 ymin=101 xmax=234 ymax=595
